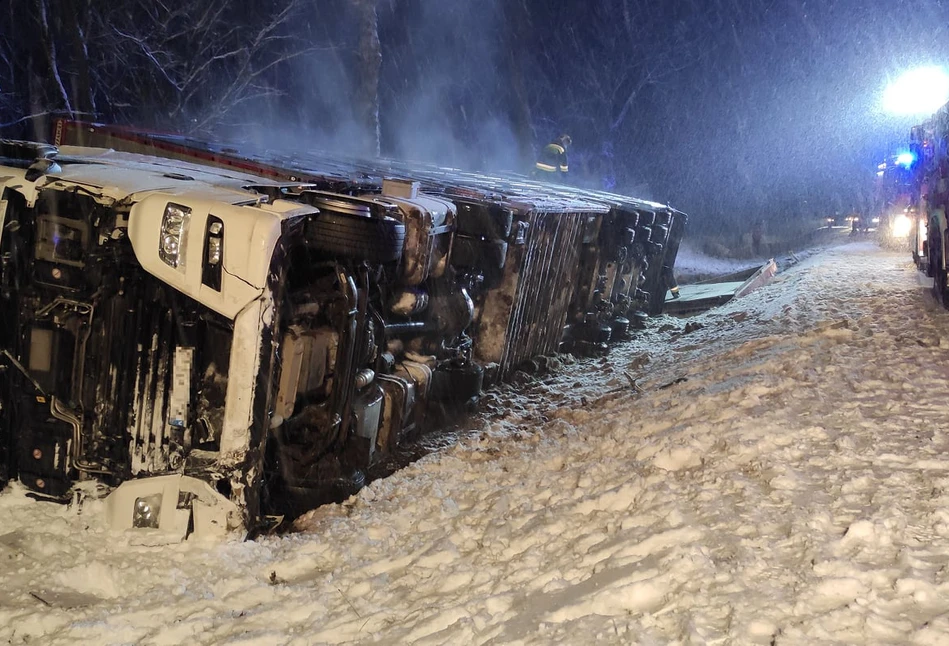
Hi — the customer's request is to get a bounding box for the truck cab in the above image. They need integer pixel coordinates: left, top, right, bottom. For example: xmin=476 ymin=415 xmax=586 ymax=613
xmin=0 ymin=143 xmax=480 ymax=536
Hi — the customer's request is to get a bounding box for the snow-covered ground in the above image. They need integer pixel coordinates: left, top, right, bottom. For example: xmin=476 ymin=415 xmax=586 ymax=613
xmin=671 ymin=241 xmax=762 ymax=281
xmin=4 ymin=241 xmax=949 ymax=645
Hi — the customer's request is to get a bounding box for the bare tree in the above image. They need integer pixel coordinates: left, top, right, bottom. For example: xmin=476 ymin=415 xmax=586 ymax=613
xmin=91 ymin=0 xmax=314 ymax=133
xmin=351 ymin=0 xmax=382 ymax=156
xmin=517 ymin=0 xmax=715 ymax=185
xmin=0 ymin=0 xmax=90 ymax=137
xmin=500 ymin=0 xmax=535 ymax=168
xmin=0 ymin=0 xmax=317 ymax=137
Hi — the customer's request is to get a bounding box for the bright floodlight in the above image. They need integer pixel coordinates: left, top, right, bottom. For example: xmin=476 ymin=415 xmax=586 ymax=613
xmin=896 ymin=152 xmax=916 ymax=166
xmin=884 ymin=67 xmax=949 ymax=115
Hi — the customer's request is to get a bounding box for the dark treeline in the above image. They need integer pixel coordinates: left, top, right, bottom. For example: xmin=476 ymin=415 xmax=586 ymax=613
xmin=0 ymin=1 xmax=719 ymax=205
xmin=2 ymin=0 xmax=947 ymax=232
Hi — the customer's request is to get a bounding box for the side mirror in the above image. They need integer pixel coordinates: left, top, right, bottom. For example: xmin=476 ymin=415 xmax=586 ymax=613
xmin=24 ymin=159 xmax=61 ymax=182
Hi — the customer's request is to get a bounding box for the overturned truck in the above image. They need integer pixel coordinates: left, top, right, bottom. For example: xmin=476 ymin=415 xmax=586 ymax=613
xmin=0 ymin=131 xmax=686 ymax=536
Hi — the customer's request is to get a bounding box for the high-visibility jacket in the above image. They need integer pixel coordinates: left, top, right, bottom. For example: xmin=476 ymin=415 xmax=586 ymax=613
xmin=535 ymin=142 xmax=568 ymax=174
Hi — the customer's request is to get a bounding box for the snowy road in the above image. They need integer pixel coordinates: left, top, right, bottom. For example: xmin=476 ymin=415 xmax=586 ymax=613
xmin=3 ymin=241 xmax=949 ymax=645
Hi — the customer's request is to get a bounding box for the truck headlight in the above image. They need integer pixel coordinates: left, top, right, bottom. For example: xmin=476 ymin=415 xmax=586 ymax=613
xmin=207 ymin=235 xmax=222 ymax=265
xmin=202 ymin=216 xmax=224 ymax=291
xmin=132 ymin=493 xmax=163 ymax=529
xmin=891 ymin=213 xmax=911 ymax=238
xmin=159 ymin=203 xmax=192 ymax=269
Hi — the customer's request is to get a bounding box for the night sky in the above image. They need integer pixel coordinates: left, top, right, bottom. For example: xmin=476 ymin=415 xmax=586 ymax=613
xmin=369 ymin=0 xmax=949 ymax=231
xmin=643 ymin=0 xmax=949 ymax=225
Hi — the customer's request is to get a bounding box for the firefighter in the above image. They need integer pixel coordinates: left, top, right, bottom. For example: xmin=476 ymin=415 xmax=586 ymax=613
xmin=535 ymin=134 xmax=571 ymax=178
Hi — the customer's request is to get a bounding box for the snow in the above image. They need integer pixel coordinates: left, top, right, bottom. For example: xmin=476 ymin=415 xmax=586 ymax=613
xmin=3 ymin=240 xmax=949 ymax=644
xmin=672 ymin=241 xmax=763 ymax=281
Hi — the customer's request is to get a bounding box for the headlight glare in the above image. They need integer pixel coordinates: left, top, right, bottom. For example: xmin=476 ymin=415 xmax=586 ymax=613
xmin=892 ymin=213 xmax=912 ymax=238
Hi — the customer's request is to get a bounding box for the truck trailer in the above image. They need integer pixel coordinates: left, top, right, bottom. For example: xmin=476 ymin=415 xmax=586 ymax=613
xmin=0 ymin=131 xmax=686 ymax=537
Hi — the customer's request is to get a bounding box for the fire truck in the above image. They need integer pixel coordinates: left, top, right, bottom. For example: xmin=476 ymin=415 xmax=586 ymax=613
xmin=908 ymin=104 xmax=949 ymax=303
xmin=873 ymin=149 xmax=922 ymax=251
xmin=907 ymin=122 xmax=934 ymax=266
xmin=0 ymin=123 xmax=686 ymax=536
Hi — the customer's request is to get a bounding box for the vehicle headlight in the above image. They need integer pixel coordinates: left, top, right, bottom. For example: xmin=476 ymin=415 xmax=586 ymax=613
xmin=159 ymin=203 xmax=192 ymax=269
xmin=891 ymin=213 xmax=912 ymax=238
xmin=132 ymin=493 xmax=163 ymax=529
xmin=207 ymin=235 xmax=222 ymax=265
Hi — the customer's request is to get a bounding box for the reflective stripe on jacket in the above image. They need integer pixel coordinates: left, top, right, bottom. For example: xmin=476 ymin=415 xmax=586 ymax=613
xmin=536 ymin=143 xmax=568 ymax=174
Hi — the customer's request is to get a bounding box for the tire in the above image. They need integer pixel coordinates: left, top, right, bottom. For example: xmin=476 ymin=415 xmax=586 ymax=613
xmin=643 ymin=240 xmax=663 ymax=257
xmin=649 ymin=224 xmax=670 ymax=245
xmin=935 ymin=261 xmax=946 ymax=305
xmin=580 ymin=321 xmax=612 ymax=344
xmin=926 ymin=222 xmax=936 ymax=277
xmin=940 ymin=231 xmax=949 ymax=308
xmin=931 ymin=230 xmax=949 ymax=306
xmin=629 ymin=311 xmax=649 ymax=328
xmin=453 ymin=201 xmax=514 ymax=240
xmin=307 ymin=212 xmax=405 ymax=264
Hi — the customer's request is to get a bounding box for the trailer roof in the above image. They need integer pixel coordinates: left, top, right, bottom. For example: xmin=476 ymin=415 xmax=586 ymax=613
xmin=55 ymin=122 xmax=685 ymax=217
xmin=189 ymin=145 xmax=615 ymax=214
xmin=35 ymin=147 xmax=300 ymax=203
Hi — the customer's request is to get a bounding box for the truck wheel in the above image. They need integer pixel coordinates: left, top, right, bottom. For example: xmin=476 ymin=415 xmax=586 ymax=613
xmin=940 ymin=232 xmax=949 ymax=308
xmin=629 ymin=311 xmax=649 ymax=329
xmin=936 ymin=263 xmax=947 ymax=305
xmin=307 ymin=212 xmax=405 ymax=264
xmin=578 ymin=321 xmax=612 ymax=344
xmin=931 ymin=232 xmax=948 ymax=306
xmin=648 ymin=224 xmax=670 ymax=245
xmin=637 ymin=210 xmax=656 ymax=227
